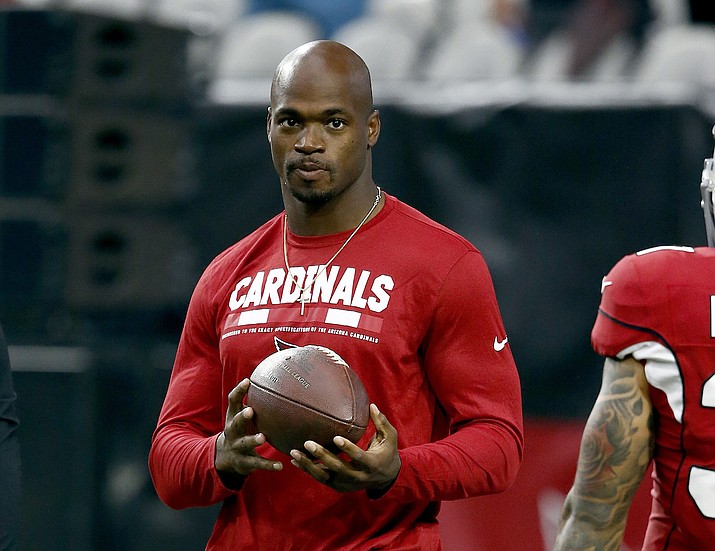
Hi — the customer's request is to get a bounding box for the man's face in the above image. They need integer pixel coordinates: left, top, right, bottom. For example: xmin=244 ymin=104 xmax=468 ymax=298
xmin=267 ymin=60 xmax=379 ymax=205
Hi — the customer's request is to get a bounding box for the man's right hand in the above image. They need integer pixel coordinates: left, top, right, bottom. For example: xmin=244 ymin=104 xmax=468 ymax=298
xmin=215 ymin=378 xmax=283 ymax=487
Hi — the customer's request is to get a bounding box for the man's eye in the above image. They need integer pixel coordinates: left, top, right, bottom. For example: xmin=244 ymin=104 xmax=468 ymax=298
xmin=279 ymin=118 xmax=299 ymax=127
xmin=328 ymin=119 xmax=345 ymax=129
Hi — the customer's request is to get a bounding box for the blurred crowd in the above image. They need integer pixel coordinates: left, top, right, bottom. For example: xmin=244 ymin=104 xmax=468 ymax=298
xmin=4 ymin=0 xmax=715 ymax=86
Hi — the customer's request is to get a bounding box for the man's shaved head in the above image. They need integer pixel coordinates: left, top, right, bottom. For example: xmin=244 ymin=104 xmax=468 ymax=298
xmin=266 ymin=39 xmax=381 ymax=219
xmin=271 ymin=40 xmax=374 ymax=117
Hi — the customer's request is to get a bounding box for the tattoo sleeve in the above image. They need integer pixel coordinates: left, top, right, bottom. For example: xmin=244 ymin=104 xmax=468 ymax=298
xmin=553 ymin=357 xmax=655 ymax=551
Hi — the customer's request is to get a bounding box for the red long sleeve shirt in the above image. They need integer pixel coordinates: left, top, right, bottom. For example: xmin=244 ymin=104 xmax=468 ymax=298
xmin=149 ymin=193 xmax=523 ymax=550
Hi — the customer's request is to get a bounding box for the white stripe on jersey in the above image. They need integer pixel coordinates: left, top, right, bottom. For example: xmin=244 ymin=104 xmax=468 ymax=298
xmin=636 ymin=245 xmax=695 ymax=256
xmin=618 ymin=341 xmax=683 ymax=423
xmin=689 ymin=466 xmax=715 ymax=518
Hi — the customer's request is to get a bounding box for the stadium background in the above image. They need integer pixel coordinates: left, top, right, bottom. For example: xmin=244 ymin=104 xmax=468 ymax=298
xmin=2 ymin=3 xmax=714 ymax=550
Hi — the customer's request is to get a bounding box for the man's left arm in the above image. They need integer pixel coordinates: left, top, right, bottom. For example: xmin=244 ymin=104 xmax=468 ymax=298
xmin=392 ymin=250 xmax=524 ymax=502
xmin=289 ymin=250 xmax=523 ymax=501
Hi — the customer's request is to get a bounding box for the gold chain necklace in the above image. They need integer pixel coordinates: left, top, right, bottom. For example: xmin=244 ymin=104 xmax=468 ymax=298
xmin=283 ymin=186 xmax=382 ymax=315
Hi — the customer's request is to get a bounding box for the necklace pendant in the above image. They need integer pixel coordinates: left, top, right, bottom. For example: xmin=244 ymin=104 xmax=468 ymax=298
xmin=282 ymin=186 xmax=382 ymax=319
xmin=298 ymin=291 xmax=310 ymax=316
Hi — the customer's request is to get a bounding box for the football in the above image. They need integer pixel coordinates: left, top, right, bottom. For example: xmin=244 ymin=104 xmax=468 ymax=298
xmin=246 ymin=343 xmax=370 ymax=455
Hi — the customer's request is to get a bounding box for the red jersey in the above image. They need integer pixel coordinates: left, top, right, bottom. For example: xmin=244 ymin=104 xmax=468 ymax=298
xmin=149 ymin=193 xmax=523 ymax=550
xmin=592 ymin=245 xmax=715 ymax=550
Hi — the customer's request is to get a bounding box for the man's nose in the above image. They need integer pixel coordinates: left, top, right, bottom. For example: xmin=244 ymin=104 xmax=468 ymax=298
xmin=295 ymin=124 xmax=325 ymax=153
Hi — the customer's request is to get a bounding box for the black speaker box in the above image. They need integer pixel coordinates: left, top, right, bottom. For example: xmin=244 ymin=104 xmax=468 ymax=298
xmin=0 ymin=101 xmax=69 ymax=199
xmin=0 ymin=217 xmax=68 ymax=339
xmin=65 ymin=214 xmax=197 ymax=310
xmin=0 ymin=8 xmax=191 ymax=105
xmin=66 ymin=107 xmax=194 ymax=208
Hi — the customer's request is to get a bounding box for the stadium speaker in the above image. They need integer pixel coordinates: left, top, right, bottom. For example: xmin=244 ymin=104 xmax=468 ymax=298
xmin=0 ymin=9 xmax=74 ymax=95
xmin=9 ymin=345 xmax=96 ymax=551
xmin=0 ymin=217 xmax=68 ymax=339
xmin=69 ymin=11 xmax=192 ymax=105
xmin=65 ymin=215 xmax=197 ymax=310
xmin=67 ymin=108 xmax=194 ymax=208
xmin=0 ymin=103 xmax=69 ymax=199
xmin=0 ymin=8 xmax=191 ymax=103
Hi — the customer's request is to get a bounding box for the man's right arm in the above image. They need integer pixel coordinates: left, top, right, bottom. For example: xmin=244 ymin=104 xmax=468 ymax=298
xmin=148 ymin=276 xmax=235 ymax=510
xmin=553 ymin=356 xmax=654 ymax=551
xmin=149 ymin=275 xmax=283 ymax=509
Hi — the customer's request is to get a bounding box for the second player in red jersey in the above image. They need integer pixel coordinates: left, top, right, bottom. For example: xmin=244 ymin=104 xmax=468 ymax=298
xmin=555 ymin=131 xmax=715 ymax=550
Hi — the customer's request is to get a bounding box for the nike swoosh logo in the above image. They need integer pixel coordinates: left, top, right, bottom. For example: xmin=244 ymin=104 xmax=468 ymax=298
xmin=494 ymin=336 xmax=508 ymax=352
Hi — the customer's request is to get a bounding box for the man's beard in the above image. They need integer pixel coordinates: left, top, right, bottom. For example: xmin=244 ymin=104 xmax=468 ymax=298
xmin=285 ymin=175 xmax=334 ymax=206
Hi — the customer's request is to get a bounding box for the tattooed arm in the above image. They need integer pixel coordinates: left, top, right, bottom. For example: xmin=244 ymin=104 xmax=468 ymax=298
xmin=553 ymin=357 xmax=655 ymax=551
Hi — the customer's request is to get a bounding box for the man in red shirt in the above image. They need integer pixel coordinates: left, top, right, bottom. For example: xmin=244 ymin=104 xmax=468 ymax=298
xmin=149 ymin=40 xmax=523 ymax=550
xmin=554 ymin=130 xmax=715 ymax=550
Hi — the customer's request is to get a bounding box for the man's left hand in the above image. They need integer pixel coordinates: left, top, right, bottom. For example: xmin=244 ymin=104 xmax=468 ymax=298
xmin=289 ymin=403 xmax=401 ymax=494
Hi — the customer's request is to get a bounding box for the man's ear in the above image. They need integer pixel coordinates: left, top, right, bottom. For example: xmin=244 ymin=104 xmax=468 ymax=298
xmin=367 ymin=109 xmax=381 ymax=149
xmin=266 ymin=107 xmax=272 ymax=142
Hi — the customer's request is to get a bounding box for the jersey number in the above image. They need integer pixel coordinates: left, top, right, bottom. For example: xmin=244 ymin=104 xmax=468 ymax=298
xmin=688 ymin=374 xmax=715 ymax=518
xmin=690 ymin=297 xmax=715 ymax=517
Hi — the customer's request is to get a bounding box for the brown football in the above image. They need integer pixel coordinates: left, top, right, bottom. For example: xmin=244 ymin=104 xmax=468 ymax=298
xmin=246 ymin=344 xmax=370 ymax=455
